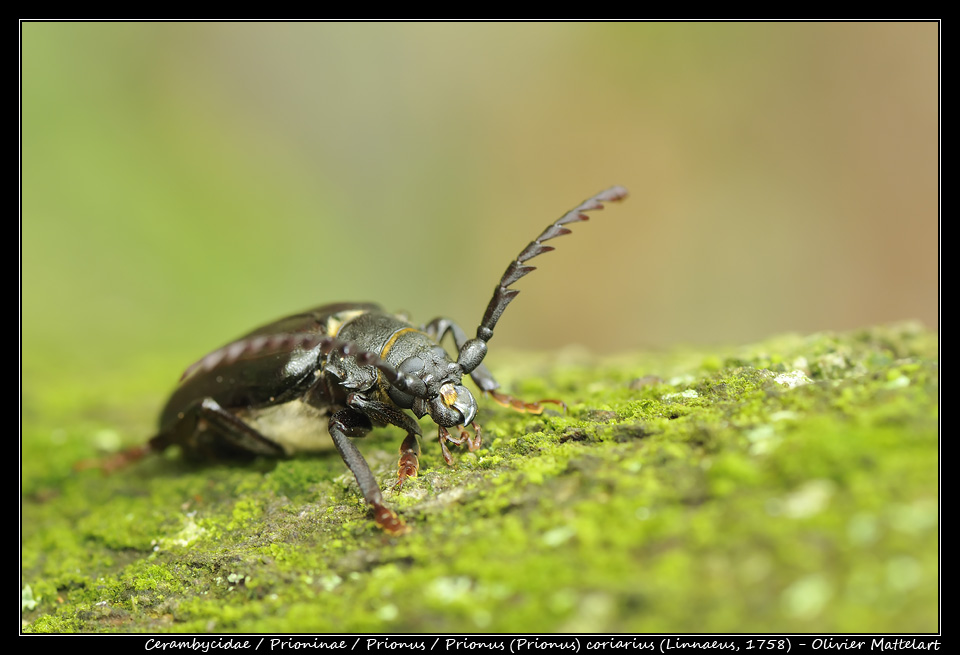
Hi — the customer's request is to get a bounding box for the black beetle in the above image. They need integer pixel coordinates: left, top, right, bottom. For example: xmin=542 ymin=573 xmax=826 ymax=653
xmin=97 ymin=186 xmax=628 ymax=533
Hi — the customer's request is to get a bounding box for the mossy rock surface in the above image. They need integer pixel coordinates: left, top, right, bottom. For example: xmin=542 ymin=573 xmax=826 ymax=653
xmin=21 ymin=323 xmax=938 ymax=633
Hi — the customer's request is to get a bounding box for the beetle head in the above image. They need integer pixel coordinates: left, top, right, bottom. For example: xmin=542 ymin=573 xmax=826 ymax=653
xmin=419 ymin=382 xmax=477 ymax=427
xmin=387 ymin=346 xmax=478 ymax=427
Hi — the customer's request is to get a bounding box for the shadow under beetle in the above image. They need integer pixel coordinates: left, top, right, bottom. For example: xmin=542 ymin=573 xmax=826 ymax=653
xmin=104 ymin=186 xmax=628 ymax=534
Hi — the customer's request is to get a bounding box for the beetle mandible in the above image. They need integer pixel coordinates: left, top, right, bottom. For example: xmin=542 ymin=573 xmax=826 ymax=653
xmin=105 ymin=186 xmax=628 ymax=534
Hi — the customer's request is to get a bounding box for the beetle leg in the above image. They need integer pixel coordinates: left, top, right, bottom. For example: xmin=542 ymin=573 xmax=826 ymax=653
xmin=150 ymin=398 xmax=287 ymax=460
xmin=437 ymin=422 xmax=483 ymax=463
xmin=328 ymin=409 xmax=408 ymax=535
xmin=79 ymin=397 xmax=291 ymax=470
xmin=448 ymin=422 xmax=482 ymax=452
xmin=74 ymin=444 xmax=152 ymax=473
xmin=344 ymin=394 xmax=423 ymax=491
xmin=170 ymin=398 xmax=287 ymax=458
xmin=346 ymin=394 xmax=423 ymax=436
xmin=437 ymin=426 xmax=456 ymax=466
xmin=485 ymin=391 xmax=567 ymax=415
xmin=466 ymin=422 xmax=482 ymax=451
xmin=396 ymin=432 xmax=420 ymax=490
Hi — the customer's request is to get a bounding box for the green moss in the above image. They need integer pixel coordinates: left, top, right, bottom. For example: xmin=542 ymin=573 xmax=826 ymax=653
xmin=21 ymin=324 xmax=938 ymax=632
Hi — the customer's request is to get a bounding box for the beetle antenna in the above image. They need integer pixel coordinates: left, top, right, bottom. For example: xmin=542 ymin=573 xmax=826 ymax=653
xmin=179 ymin=333 xmax=425 ymax=397
xmin=456 ymin=186 xmax=628 ymax=374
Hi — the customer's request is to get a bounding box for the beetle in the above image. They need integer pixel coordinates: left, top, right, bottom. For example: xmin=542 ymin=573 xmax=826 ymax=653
xmin=98 ymin=186 xmax=628 ymax=534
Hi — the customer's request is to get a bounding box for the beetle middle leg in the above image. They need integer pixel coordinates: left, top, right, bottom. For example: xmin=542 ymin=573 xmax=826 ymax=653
xmin=152 ymin=397 xmax=288 ymax=460
xmin=396 ymin=432 xmax=420 ymax=490
xmin=485 ymin=391 xmax=567 ymax=415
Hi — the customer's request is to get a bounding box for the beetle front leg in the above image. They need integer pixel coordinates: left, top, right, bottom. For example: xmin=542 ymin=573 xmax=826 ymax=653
xmin=328 ymin=408 xmax=408 ymax=535
xmin=437 ymin=422 xmax=482 ymax=465
xmin=344 ymin=393 xmax=423 ymax=492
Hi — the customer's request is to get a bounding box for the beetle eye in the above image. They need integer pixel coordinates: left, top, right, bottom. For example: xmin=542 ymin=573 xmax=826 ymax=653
xmin=399 ymin=356 xmax=424 ymax=375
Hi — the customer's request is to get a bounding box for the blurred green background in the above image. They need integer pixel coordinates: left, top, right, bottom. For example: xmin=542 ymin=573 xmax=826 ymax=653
xmin=22 ymin=22 xmax=938 ymax=382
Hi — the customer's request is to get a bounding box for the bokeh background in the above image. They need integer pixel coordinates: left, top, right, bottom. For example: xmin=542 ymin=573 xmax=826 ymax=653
xmin=22 ymin=22 xmax=938 ymax=383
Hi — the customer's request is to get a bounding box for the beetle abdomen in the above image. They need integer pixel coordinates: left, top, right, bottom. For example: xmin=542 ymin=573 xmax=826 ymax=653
xmin=234 ymin=401 xmax=334 ymax=455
